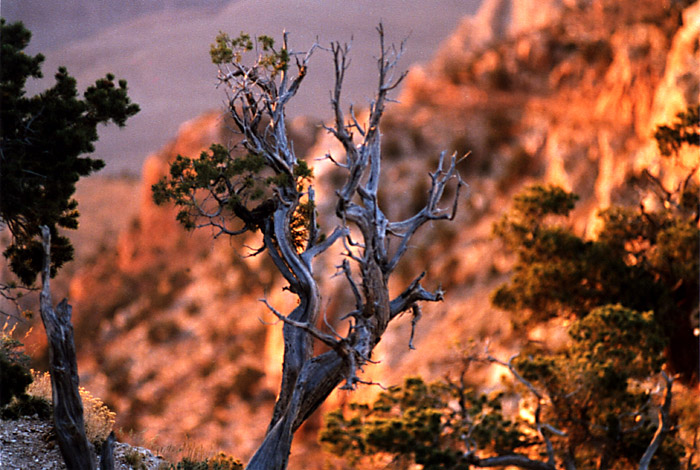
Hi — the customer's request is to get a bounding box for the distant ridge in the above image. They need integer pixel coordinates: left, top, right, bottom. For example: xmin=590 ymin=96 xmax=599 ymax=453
xmin=4 ymin=0 xmax=479 ymax=175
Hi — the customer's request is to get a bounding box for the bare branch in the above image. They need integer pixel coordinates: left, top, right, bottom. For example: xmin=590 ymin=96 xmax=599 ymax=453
xmin=386 ymin=152 xmax=464 ymax=272
xmin=321 ymin=301 xmax=345 ymax=341
xmin=317 ymin=149 xmax=348 ymax=169
xmin=306 ymin=186 xmax=320 ymax=246
xmin=338 ymin=339 xmax=381 ymax=391
xmin=408 ymin=304 xmax=422 ymax=350
xmin=241 ymin=243 xmax=267 ymax=258
xmin=348 ymin=105 xmax=365 ymax=137
xmin=262 ymin=219 xmax=299 ymax=291
xmin=639 ymin=372 xmax=674 ymax=470
xmin=389 ymin=272 xmax=444 ymax=319
xmin=0 ymin=283 xmax=36 ymax=321
xmin=335 ymin=259 xmax=363 ymax=312
xmin=260 ymin=298 xmax=341 ymax=350
xmin=328 ymin=41 xmax=357 ymax=161
xmin=486 ymin=352 xmax=562 ymax=467
xmin=302 ymin=224 xmax=347 ymax=261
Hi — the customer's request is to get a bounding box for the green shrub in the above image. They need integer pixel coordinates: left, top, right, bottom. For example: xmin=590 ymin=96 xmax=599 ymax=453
xmin=0 ymin=333 xmax=34 ymax=413
xmin=0 ymin=394 xmax=52 ymax=420
xmin=162 ymin=452 xmax=243 ymax=470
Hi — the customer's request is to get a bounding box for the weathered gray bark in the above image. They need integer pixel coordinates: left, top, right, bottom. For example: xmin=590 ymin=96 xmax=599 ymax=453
xmin=100 ymin=432 xmax=116 ymax=470
xmin=197 ymin=26 xmax=464 ymax=470
xmin=39 ymin=226 xmax=97 ymax=470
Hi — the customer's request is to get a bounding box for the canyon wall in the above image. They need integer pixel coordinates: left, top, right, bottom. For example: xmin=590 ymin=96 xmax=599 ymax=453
xmin=61 ymin=0 xmax=698 ymax=464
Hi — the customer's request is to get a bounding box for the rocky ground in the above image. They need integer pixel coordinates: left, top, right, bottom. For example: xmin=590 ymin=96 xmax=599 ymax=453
xmin=0 ymin=417 xmax=165 ymax=470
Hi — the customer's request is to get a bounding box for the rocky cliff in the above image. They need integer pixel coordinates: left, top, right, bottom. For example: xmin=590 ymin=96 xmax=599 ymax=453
xmin=56 ymin=0 xmax=698 ymax=465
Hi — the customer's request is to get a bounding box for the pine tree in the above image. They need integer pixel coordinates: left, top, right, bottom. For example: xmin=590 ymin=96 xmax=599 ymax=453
xmin=1 ymin=19 xmax=139 ymax=286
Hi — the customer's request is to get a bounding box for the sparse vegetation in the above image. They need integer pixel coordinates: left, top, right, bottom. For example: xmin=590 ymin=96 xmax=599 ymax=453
xmin=26 ymin=371 xmax=116 ymax=444
xmin=654 ymin=104 xmax=700 ymax=158
xmin=124 ymin=448 xmax=148 ymax=470
xmin=0 ymin=329 xmax=52 ymax=420
xmin=160 ymin=452 xmax=243 ymax=470
xmin=0 ymin=331 xmax=32 ymax=408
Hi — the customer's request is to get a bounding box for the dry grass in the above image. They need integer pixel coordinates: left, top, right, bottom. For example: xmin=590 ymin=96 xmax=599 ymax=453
xmin=28 ymin=371 xmax=116 ymax=443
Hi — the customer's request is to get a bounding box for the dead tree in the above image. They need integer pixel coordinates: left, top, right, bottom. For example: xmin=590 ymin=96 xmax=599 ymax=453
xmin=100 ymin=432 xmax=116 ymax=470
xmin=39 ymin=226 xmax=96 ymax=470
xmin=154 ymin=25 xmax=464 ymax=470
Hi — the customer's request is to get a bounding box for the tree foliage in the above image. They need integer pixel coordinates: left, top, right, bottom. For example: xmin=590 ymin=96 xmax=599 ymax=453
xmin=654 ymin=104 xmax=699 ymax=158
xmin=152 ymin=143 xmax=315 ymax=249
xmin=322 ymin=376 xmax=529 ymax=469
xmin=491 ymin=179 xmax=699 ymax=380
xmin=323 ymin=306 xmax=685 ymax=470
xmin=0 ymin=19 xmax=139 ymax=286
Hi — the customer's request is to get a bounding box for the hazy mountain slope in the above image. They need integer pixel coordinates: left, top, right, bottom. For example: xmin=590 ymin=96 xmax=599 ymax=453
xmin=27 ymin=0 xmax=698 ymax=466
xmin=1 ymin=0 xmax=234 ymax=53
xmin=8 ymin=1 xmax=479 ymax=176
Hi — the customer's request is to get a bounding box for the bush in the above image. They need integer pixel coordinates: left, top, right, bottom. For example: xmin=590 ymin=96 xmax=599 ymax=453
xmin=161 ymin=452 xmax=244 ymax=470
xmin=28 ymin=371 xmax=116 ymax=444
xmin=0 ymin=334 xmax=32 ymax=408
xmin=0 ymin=394 xmax=52 ymax=420
xmin=124 ymin=449 xmax=147 ymax=470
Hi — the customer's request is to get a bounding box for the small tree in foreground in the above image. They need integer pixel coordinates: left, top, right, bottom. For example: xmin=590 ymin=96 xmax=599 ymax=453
xmin=153 ymin=26 xmax=464 ymax=470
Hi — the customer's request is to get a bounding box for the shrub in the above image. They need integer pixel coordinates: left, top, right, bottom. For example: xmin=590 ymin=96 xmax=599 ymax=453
xmin=0 ymin=333 xmax=32 ymax=408
xmin=124 ymin=449 xmax=147 ymax=470
xmin=0 ymin=394 xmax=52 ymax=420
xmin=28 ymin=371 xmax=116 ymax=443
xmin=162 ymin=452 xmax=244 ymax=470
xmin=0 ymin=332 xmax=50 ymax=420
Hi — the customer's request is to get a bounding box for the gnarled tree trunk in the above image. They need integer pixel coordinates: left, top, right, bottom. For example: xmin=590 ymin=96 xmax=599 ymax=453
xmin=236 ymin=29 xmax=462 ymax=470
xmin=40 ymin=226 xmax=97 ymax=470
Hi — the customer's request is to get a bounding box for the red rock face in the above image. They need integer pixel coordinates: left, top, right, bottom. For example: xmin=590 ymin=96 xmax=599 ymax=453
xmin=41 ymin=0 xmax=698 ymax=465
xmin=116 ymin=112 xmax=223 ymax=273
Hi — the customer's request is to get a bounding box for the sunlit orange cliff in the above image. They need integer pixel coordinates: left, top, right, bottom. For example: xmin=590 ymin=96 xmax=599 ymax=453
xmin=44 ymin=0 xmax=699 ymax=464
